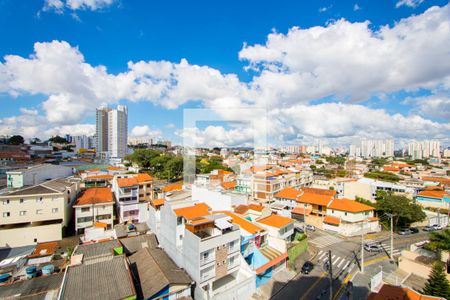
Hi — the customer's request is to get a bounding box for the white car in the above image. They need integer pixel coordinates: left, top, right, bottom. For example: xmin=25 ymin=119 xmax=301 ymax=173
xmin=364 ymin=243 xmax=383 ymax=252
xmin=306 ymin=225 xmax=316 ymax=231
xmin=432 ymin=224 xmax=443 ymax=230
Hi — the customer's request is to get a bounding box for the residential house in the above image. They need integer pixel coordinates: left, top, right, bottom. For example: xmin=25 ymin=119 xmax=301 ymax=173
xmin=234 ymin=203 xmax=271 ymax=221
xmin=256 ymin=214 xmax=295 ymax=241
xmin=73 ymin=187 xmax=114 ymax=234
xmin=416 ymin=187 xmax=450 ymax=209
xmin=111 ymin=173 xmax=153 ymax=223
xmin=324 ymin=198 xmax=380 ymax=236
xmin=0 ymin=178 xmax=79 ymax=247
xmin=129 ymin=247 xmax=193 ymax=300
xmin=158 ymin=199 xmax=255 ymax=300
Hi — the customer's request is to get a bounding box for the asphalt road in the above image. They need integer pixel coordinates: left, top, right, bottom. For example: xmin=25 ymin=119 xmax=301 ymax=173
xmin=271 ymin=228 xmax=432 ymax=300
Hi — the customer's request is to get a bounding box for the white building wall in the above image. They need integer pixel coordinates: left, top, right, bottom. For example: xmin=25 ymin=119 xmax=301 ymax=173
xmin=7 ymin=165 xmax=73 ymax=188
xmin=0 ymin=223 xmax=62 ymax=247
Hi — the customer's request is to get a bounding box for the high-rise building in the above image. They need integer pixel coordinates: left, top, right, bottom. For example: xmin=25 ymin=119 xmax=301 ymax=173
xmin=408 ymin=140 xmax=440 ymax=160
xmin=95 ymin=105 xmax=128 ymax=159
xmin=350 ymin=139 xmax=394 ymax=158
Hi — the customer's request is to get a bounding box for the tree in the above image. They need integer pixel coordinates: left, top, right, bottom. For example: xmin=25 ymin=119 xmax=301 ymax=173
xmin=426 ymin=229 xmax=450 ymax=252
xmin=422 ymin=262 xmax=450 ymax=299
xmin=364 ymin=171 xmax=400 ymax=182
xmin=375 ymin=192 xmax=426 ymax=228
xmin=48 ymin=135 xmax=68 ymax=144
xmin=8 ymin=135 xmax=24 ymax=145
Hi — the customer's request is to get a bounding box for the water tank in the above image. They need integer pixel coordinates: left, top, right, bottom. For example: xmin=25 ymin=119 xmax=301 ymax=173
xmin=26 ymin=266 xmax=37 ymax=279
xmin=41 ymin=264 xmax=54 ymax=276
xmin=0 ymin=273 xmax=10 ymax=283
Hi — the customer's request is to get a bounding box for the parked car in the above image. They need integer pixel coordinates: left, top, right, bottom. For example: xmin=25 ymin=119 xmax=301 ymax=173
xmin=398 ymin=228 xmax=411 ymax=235
xmin=364 ymin=243 xmax=383 ymax=252
xmin=409 ymin=227 xmax=419 ymax=234
xmin=306 ymin=225 xmax=316 ymax=231
xmin=432 ymin=224 xmax=443 ymax=230
xmin=423 ymin=225 xmax=435 ymax=232
xmin=301 ymin=261 xmax=314 ymax=274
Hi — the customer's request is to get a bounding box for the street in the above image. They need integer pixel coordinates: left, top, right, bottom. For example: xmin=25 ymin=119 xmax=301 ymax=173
xmin=270 ymin=228 xmax=431 ymax=300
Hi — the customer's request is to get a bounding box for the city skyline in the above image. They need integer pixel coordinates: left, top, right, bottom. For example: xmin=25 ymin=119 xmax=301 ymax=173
xmin=0 ymin=0 xmax=449 ymax=148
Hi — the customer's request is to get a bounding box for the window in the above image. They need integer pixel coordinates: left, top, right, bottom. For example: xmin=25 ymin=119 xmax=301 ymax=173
xmin=20 ymin=198 xmax=24 ymax=203
xmin=202 ymin=252 xmax=209 ymax=261
xmin=2 ymin=199 xmax=9 ymax=205
xmin=52 ymin=208 xmax=58 ymax=213
xmin=229 ymin=256 xmax=235 ymax=266
xmin=34 ymin=238 xmax=37 ymax=243
xmin=177 ymin=217 xmax=183 ymax=225
xmin=36 ymin=209 xmax=43 ymax=215
xmin=345 ymin=212 xmax=348 ymax=216
xmin=36 ymin=197 xmax=43 ymax=203
xmin=81 ymin=207 xmax=90 ymax=213
xmin=3 ymin=212 xmax=10 ymax=217
xmin=364 ymin=212 xmax=369 ymax=215
xmin=19 ymin=211 xmax=26 ymax=216
xmin=179 ymin=234 xmax=183 ymax=240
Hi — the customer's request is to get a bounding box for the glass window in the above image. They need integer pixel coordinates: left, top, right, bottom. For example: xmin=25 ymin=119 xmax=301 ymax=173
xmin=52 ymin=208 xmax=58 ymax=213
xmin=19 ymin=211 xmax=26 ymax=216
xmin=36 ymin=209 xmax=43 ymax=215
xmin=3 ymin=212 xmax=10 ymax=217
xmin=3 ymin=199 xmax=9 ymax=205
xmin=81 ymin=207 xmax=90 ymax=213
xmin=20 ymin=198 xmax=24 ymax=203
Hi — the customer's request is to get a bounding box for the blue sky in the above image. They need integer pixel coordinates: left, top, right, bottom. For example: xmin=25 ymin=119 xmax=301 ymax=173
xmin=0 ymin=0 xmax=449 ymax=147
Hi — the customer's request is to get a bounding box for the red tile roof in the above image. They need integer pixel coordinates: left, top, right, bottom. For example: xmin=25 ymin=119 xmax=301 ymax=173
xmin=328 ymin=198 xmax=375 ymax=213
xmin=117 ymin=177 xmax=139 ymax=188
xmin=249 ymin=204 xmax=264 ymax=212
xmin=85 ymin=174 xmax=114 ymax=181
xmin=292 ymin=205 xmax=312 ymax=215
xmin=417 ymin=190 xmax=447 ymax=199
xmin=367 ymin=284 xmax=445 ymax=300
xmin=174 ymin=203 xmax=210 ymax=220
xmin=324 ymin=216 xmax=340 ymax=226
xmin=234 ymin=204 xmax=249 ymax=215
xmin=151 ymin=198 xmax=165 ymax=207
xmin=257 ymin=214 xmax=294 ymax=229
xmin=136 ymin=173 xmax=153 ymax=182
xmin=297 ymin=192 xmax=333 ymax=206
xmin=162 ymin=183 xmax=183 ymax=192
xmin=274 ymin=187 xmax=303 ymax=200
xmin=302 ymin=187 xmax=336 ymax=197
xmin=221 ymin=181 xmax=236 ymax=190
xmin=29 ymin=242 xmax=59 ymax=258
xmin=74 ymin=187 xmax=113 ymax=206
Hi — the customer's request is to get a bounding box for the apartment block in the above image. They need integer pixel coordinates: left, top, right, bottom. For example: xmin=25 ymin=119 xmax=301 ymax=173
xmin=73 ymin=187 xmax=114 ymax=234
xmin=158 ymin=199 xmax=255 ymax=300
xmin=95 ymin=105 xmax=128 ymax=160
xmin=0 ymin=178 xmax=79 ymax=247
xmin=111 ymin=173 xmax=153 ymax=223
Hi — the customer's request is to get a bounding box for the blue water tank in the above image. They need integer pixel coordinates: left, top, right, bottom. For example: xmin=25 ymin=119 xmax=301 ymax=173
xmin=0 ymin=273 xmax=10 ymax=283
xmin=26 ymin=266 xmax=37 ymax=279
xmin=42 ymin=265 xmax=54 ymax=276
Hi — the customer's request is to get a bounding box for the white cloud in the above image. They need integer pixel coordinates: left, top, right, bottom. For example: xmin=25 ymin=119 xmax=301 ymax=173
xmin=318 ymin=5 xmax=332 ymax=13
xmin=353 ymin=4 xmax=361 ymax=11
xmin=1 ymin=4 xmax=450 ymax=145
xmin=410 ymin=94 xmax=450 ymax=120
xmin=240 ymin=4 xmax=450 ymax=107
xmin=396 ymin=0 xmax=424 ymax=8
xmin=43 ymin=0 xmax=115 ymax=12
xmin=45 ymin=124 xmax=95 ymax=137
xmin=19 ymin=107 xmax=38 ymax=115
xmin=176 ymin=126 xmax=254 ymax=148
xmin=165 ymin=123 xmax=175 ymax=129
xmin=130 ymin=125 xmax=162 ymax=139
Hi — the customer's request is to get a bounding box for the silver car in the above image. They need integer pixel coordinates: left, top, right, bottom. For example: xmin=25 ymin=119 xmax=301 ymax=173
xmin=364 ymin=243 xmax=383 ymax=252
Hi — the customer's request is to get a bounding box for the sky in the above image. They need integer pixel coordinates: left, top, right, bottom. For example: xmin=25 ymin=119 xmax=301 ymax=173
xmin=0 ymin=0 xmax=449 ymax=148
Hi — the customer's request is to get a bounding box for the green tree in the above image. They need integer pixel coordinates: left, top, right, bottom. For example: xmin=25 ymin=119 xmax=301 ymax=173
xmin=48 ymin=135 xmax=68 ymax=144
xmin=364 ymin=171 xmax=400 ymax=182
xmin=164 ymin=156 xmax=184 ymax=181
xmin=422 ymin=262 xmax=450 ymax=299
xmin=8 ymin=135 xmax=24 ymax=145
xmin=125 ymin=149 xmax=162 ymax=169
xmin=376 ymin=192 xmax=426 ymax=228
xmin=426 ymin=229 xmax=450 ymax=252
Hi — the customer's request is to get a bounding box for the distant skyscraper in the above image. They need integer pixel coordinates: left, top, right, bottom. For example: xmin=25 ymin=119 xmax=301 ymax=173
xmin=95 ymin=105 xmax=128 ymax=159
xmin=350 ymin=139 xmax=394 ymax=158
xmin=408 ymin=140 xmax=440 ymax=160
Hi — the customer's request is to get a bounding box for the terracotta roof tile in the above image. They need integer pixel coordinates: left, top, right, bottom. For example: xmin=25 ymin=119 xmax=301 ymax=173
xmin=301 ymin=187 xmax=336 ymax=197
xmin=117 ymin=177 xmax=139 ymax=188
xmin=328 ymin=198 xmax=375 ymax=213
xmin=417 ymin=190 xmax=447 ymax=199
xmin=221 ymin=181 xmax=236 ymax=190
xmin=234 ymin=205 xmax=249 ymax=215
xmin=29 ymin=242 xmax=59 ymax=258
xmin=85 ymin=174 xmax=114 ymax=181
xmin=162 ymin=183 xmax=183 ymax=192
xmin=324 ymin=216 xmax=340 ymax=226
xmin=274 ymin=187 xmax=303 ymax=200
xmin=74 ymin=187 xmax=113 ymax=206
xmin=249 ymin=204 xmax=264 ymax=212
xmin=292 ymin=205 xmax=312 ymax=215
xmin=174 ymin=203 xmax=210 ymax=220
xmin=257 ymin=214 xmax=294 ymax=229
xmin=136 ymin=173 xmax=153 ymax=183
xmin=220 ymin=211 xmax=265 ymax=234
xmin=297 ymin=193 xmax=333 ymax=206
xmin=151 ymin=198 xmax=165 ymax=207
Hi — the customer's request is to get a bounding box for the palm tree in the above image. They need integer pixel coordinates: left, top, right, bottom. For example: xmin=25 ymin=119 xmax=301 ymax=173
xmin=427 ymin=229 xmax=450 ymax=252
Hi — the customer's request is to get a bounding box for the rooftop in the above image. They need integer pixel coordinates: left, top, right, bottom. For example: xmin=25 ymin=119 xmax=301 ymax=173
xmin=328 ymin=198 xmax=375 ymax=213
xmin=0 ymin=273 xmax=63 ymax=299
xmin=297 ymin=192 xmax=333 ymax=207
xmin=119 ymin=234 xmax=158 ymax=255
xmin=417 ymin=189 xmax=448 ymax=199
xmin=174 ymin=203 xmax=210 ymax=220
xmin=257 ymin=214 xmax=294 ymax=229
xmin=74 ymin=240 xmax=121 ymax=261
xmin=117 ymin=177 xmax=139 ymax=188
xmin=161 ymin=183 xmax=183 ymax=192
xmin=73 ymin=187 xmax=113 ymax=206
xmin=220 ymin=211 xmax=265 ymax=235
xmin=62 ymin=256 xmax=135 ymax=300
xmin=274 ymin=187 xmax=303 ymax=200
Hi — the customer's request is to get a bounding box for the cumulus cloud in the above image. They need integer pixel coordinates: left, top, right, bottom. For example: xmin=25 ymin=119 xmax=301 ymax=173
xmin=176 ymin=126 xmax=255 ymax=148
xmin=43 ymin=0 xmax=115 ymax=12
xmin=1 ymin=4 xmax=450 ymax=145
xmin=396 ymin=0 xmax=424 ymax=8
xmin=353 ymin=4 xmax=361 ymax=11
xmin=410 ymin=94 xmax=450 ymax=120
xmin=130 ymin=125 xmax=162 ymax=139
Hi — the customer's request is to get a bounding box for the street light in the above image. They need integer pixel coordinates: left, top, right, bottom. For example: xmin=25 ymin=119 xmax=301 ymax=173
xmin=385 ymin=213 xmax=394 ymax=261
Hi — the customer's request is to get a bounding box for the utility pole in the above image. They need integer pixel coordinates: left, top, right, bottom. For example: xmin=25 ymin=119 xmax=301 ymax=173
xmin=328 ymin=250 xmax=333 ymax=300
xmin=361 ymin=220 xmax=365 ymax=273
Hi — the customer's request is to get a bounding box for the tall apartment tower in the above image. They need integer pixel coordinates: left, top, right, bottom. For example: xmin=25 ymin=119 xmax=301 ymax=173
xmin=108 ymin=105 xmax=128 ymax=159
xmin=95 ymin=105 xmax=128 ymax=159
xmin=96 ymin=107 xmax=110 ymax=155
